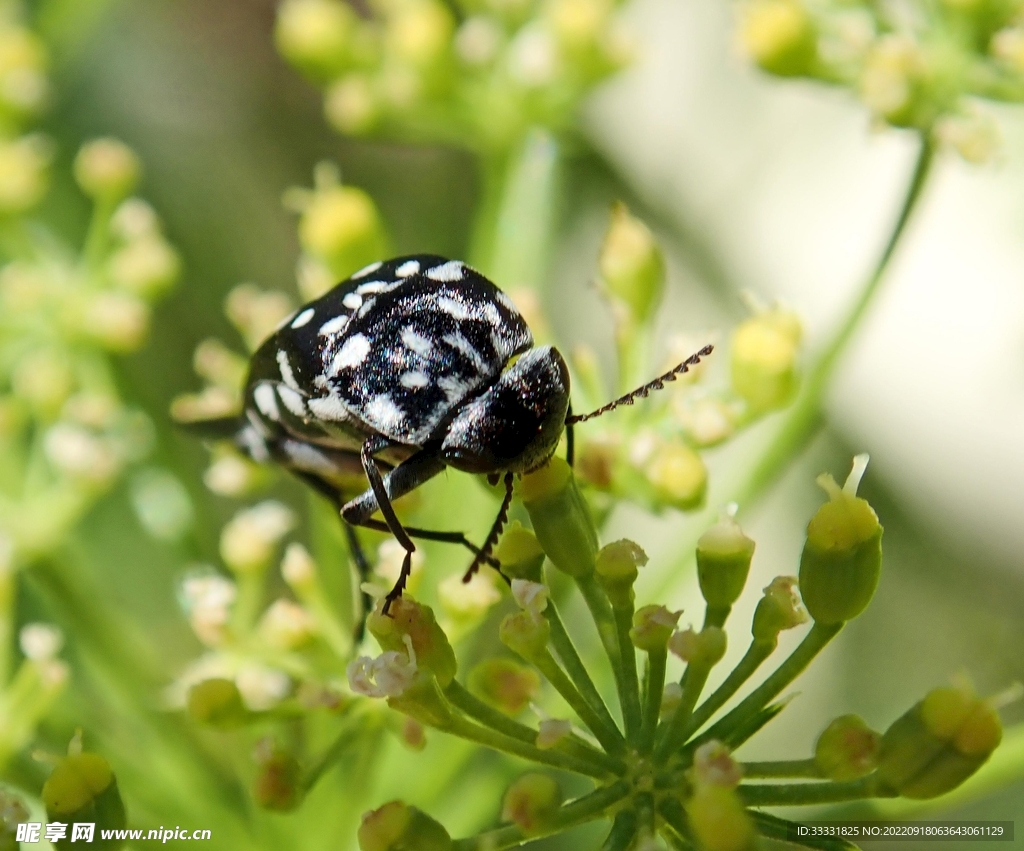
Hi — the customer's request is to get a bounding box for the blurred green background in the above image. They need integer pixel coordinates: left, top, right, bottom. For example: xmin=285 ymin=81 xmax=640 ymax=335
xmin=2 ymin=0 xmax=1023 ymax=846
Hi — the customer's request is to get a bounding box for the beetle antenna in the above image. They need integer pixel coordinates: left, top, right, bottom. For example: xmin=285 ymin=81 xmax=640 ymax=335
xmin=463 ymin=472 xmax=514 ymax=584
xmin=565 ymin=344 xmax=713 ymax=425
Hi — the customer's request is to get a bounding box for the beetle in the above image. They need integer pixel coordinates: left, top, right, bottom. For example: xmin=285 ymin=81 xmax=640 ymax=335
xmin=190 ymin=255 xmax=712 ymax=615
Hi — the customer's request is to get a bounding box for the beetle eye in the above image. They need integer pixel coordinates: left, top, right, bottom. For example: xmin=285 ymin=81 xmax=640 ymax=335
xmin=440 ymin=346 xmax=570 ymax=475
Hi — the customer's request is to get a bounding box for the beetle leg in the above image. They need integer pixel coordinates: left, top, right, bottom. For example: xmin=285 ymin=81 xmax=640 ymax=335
xmin=462 ymin=471 xmax=514 ymax=585
xmin=565 ymin=402 xmax=575 ymax=467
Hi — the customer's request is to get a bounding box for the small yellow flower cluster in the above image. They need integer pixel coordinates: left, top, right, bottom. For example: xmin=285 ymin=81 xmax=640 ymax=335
xmin=737 ymin=0 xmax=1024 ymax=160
xmin=275 ymin=0 xmax=633 ymax=154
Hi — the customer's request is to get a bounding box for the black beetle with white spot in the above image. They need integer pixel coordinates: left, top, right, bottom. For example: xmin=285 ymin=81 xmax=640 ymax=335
xmin=191 ymin=255 xmax=713 ymax=616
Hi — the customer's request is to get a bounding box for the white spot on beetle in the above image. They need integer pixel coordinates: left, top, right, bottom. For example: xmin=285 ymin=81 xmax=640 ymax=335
xmin=239 ymin=424 xmax=270 ymax=462
xmin=355 ymin=280 xmax=397 ymax=296
xmin=319 ymin=314 xmax=349 ymax=336
xmin=438 ymin=374 xmax=476 ymax=403
xmin=282 ymin=440 xmax=335 ymax=475
xmin=400 ymin=370 xmax=430 ymax=389
xmin=291 ymin=307 xmax=315 ymax=329
xmin=482 ymin=303 xmax=502 ymax=327
xmin=253 ymin=383 xmax=280 ymax=421
xmin=435 ymin=295 xmax=475 ymax=321
xmin=365 ymin=394 xmax=405 ymax=432
xmin=426 ymin=260 xmax=464 ymax=282
xmin=396 ymin=260 xmax=420 ymax=277
xmin=277 ymin=385 xmax=307 ymax=417
xmin=401 ymin=326 xmax=434 ymax=357
xmin=277 ymin=350 xmax=301 ymax=390
xmin=307 ymin=394 xmax=352 ymax=422
xmin=342 ymin=293 xmax=362 ymax=311
xmin=330 ymin=333 xmax=371 ymax=374
xmin=352 ymin=261 xmax=382 ymax=279
xmin=443 ymin=331 xmax=487 ymax=373
xmin=495 ymin=289 xmax=517 ymax=312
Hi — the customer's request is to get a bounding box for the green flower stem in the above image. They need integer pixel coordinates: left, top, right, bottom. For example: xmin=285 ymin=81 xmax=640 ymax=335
xmin=443 ymin=711 xmax=613 ymax=778
xmin=532 ymin=644 xmax=626 ymax=757
xmin=739 ymin=773 xmax=893 ymax=807
xmin=655 ymin=660 xmax=715 ymax=761
xmin=470 ymin=128 xmax=560 ymax=291
xmin=742 ymin=758 xmax=821 ymax=779
xmin=301 ymin=716 xmax=375 ymax=793
xmin=446 ymin=680 xmax=623 ymax=773
xmin=640 ymin=648 xmax=667 ymax=751
xmin=82 ymin=196 xmax=116 ymax=272
xmin=657 ymin=797 xmax=694 ymax=847
xmin=231 ymin=570 xmax=265 ymax=636
xmin=702 ymin=605 xmax=731 ymax=630
xmin=577 ymin=573 xmax=641 ymax=740
xmin=678 ymin=639 xmax=776 ymax=742
xmin=612 ymin=604 xmax=643 ymax=743
xmin=697 ymin=623 xmax=841 ymax=748
xmin=545 ymin=601 xmax=624 ymax=745
xmin=601 ymin=807 xmax=639 ymax=851
xmin=452 ymin=780 xmax=631 ymax=851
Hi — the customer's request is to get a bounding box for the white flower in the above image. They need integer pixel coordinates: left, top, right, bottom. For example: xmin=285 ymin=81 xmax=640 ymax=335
xmin=236 ymin=663 xmax=291 ymax=710
xmin=219 ymin=500 xmax=296 ymax=573
xmin=347 ymin=636 xmax=418 ymax=699
xmin=44 ymin=423 xmax=120 ymax=483
xmin=668 ymin=626 xmax=699 ymax=662
xmin=281 ymin=542 xmax=317 ymax=591
xmin=181 ymin=572 xmax=237 ymax=646
xmin=455 ymin=16 xmax=502 ymax=66
xmin=507 ymin=24 xmax=558 ymax=87
xmin=19 ymin=622 xmax=63 ymax=660
xmin=511 ymin=579 xmax=549 ymax=615
xmin=259 ymin=599 xmax=315 ymax=649
xmin=376 ymin=538 xmax=423 ymax=588
xmin=203 ymin=453 xmax=259 ymax=497
xmin=439 ymin=570 xmax=501 ymax=620
xmin=661 ymin=681 xmax=682 ymax=716
xmin=691 ymin=740 xmax=743 ymax=788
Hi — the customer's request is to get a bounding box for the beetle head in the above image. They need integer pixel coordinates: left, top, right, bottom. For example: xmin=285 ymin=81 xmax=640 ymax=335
xmin=440 ymin=345 xmax=570 ymax=474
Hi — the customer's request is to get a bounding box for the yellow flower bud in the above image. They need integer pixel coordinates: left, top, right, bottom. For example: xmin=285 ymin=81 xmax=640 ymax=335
xmin=1 ymin=789 xmax=29 ymax=851
xmin=934 ymin=112 xmax=1000 ymax=165
xmin=730 ymin=307 xmax=801 ymax=413
xmin=386 ymin=0 xmax=454 ymax=69
xmin=501 ymin=773 xmax=563 ymax=836
xmin=0 ymin=27 xmax=47 ymax=116
xmin=298 ymin=182 xmax=388 ymax=280
xmin=499 ymin=610 xmax=551 ymax=661
xmin=522 ymin=458 xmax=599 ymax=577
xmin=276 ymin=0 xmax=357 ymax=77
xmin=669 ymin=626 xmax=727 ymax=666
xmin=325 ymin=74 xmax=380 ymax=135
xmin=992 ymin=27 xmax=1024 ymax=73
xmin=108 ymin=236 xmax=181 ymax=299
xmin=358 ymin=801 xmax=452 ymax=851
xmin=685 ymin=783 xmax=756 ymax=851
xmin=878 ymin=682 xmax=1002 ymax=799
xmin=630 ymin=605 xmax=681 ymax=652
xmin=74 ymin=138 xmax=140 ymax=203
xmin=799 ymin=455 xmax=882 ymax=625
xmin=738 ymin=0 xmax=816 ymax=77
xmin=0 ymin=134 xmax=50 ymax=213
xmin=859 ymin=35 xmax=929 ymax=128
xmin=495 ymin=521 xmax=545 ymax=581
xmin=645 ymin=441 xmax=707 ymax=510
xmin=598 ymin=202 xmax=664 ymax=325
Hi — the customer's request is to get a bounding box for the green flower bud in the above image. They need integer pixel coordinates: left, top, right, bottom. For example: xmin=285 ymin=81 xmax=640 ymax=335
xmin=467 ymin=658 xmax=541 ymax=715
xmin=0 ymin=27 xmax=48 ymax=117
xmin=751 ymin=576 xmax=808 ymax=643
xmin=630 ymin=605 xmax=681 ymax=652
xmin=275 ymin=0 xmax=356 ymax=78
xmin=386 ymin=0 xmax=454 ymax=69
xmin=253 ymin=741 xmax=301 ymax=811
xmin=109 ymin=236 xmax=181 ymax=299
xmin=368 ymin=597 xmax=457 ymax=688
xmin=595 ymin=539 xmax=647 ymax=608
xmin=878 ymin=683 xmax=1002 ymax=799
xmin=496 ymin=521 xmax=545 ymax=581
xmin=669 ymin=626 xmax=727 ymax=667
xmin=730 ymin=306 xmax=802 ymax=412
xmin=74 ymin=138 xmax=140 ymax=203
xmin=859 ymin=35 xmax=930 ymax=129
xmin=737 ymin=0 xmax=816 ymax=78
xmin=522 ymin=458 xmax=598 ymax=577
xmin=697 ymin=505 xmax=755 ymax=610
xmin=297 ymin=178 xmax=387 ymax=280
xmin=401 ymin=717 xmax=427 ymax=751
xmin=598 ymin=202 xmax=665 ymax=325
xmin=186 ymin=678 xmax=248 ymax=728
xmin=799 ymin=455 xmax=882 ymax=625
xmin=325 ymin=74 xmax=380 ymax=135
xmin=0 ymin=790 xmax=29 ymax=851
xmin=501 ymin=773 xmax=563 ymax=836
xmin=358 ymin=801 xmax=452 ymax=851
xmin=645 ymin=441 xmax=707 ymax=510
xmin=499 ymin=610 xmax=551 ymax=661
xmin=685 ymin=783 xmax=756 ymax=851
xmin=815 ymin=715 xmax=880 ymax=781
xmin=43 ymin=753 xmax=127 ymax=846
